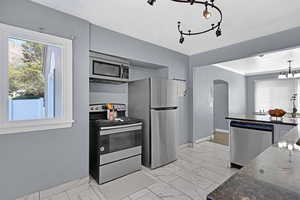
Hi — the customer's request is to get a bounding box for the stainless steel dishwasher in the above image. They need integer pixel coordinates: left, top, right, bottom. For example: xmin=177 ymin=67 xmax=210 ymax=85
xmin=230 ymin=121 xmax=274 ymax=168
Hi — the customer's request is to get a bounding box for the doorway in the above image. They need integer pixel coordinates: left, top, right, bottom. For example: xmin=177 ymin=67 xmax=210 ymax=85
xmin=212 ymin=80 xmax=229 ymax=145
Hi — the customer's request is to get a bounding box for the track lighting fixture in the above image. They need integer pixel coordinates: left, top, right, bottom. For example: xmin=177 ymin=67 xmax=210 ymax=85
xmin=147 ymin=0 xmax=156 ymax=6
xmin=179 ymin=34 xmax=185 ymax=44
xmin=147 ymin=0 xmax=223 ymax=43
xmin=216 ymin=27 xmax=221 ymax=37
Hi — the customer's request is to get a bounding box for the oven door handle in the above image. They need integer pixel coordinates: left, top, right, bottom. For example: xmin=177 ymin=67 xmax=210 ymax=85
xmin=100 ymin=125 xmax=142 ymax=136
xmin=100 ymin=123 xmax=142 ymax=130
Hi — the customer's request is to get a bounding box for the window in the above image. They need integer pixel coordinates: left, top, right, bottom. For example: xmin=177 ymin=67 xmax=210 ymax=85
xmin=0 ymin=23 xmax=73 ymax=134
xmin=255 ymin=78 xmax=299 ymax=113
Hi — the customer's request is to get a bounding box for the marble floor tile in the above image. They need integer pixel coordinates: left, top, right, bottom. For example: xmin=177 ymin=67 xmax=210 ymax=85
xmin=193 ymin=167 xmax=230 ymax=184
xmin=121 ymin=198 xmax=131 ymax=200
xmin=173 ymin=159 xmax=200 ymax=171
xmin=49 ymin=192 xmax=70 ymax=200
xmin=66 ymin=184 xmax=90 ymax=199
xmin=169 ymin=178 xmax=204 ymax=200
xmin=148 ymin=182 xmax=183 ymax=197
xmin=175 ymin=170 xmax=214 ymax=191
xmin=129 ymin=189 xmax=160 ymax=200
xmin=162 ymin=196 xmax=191 ymax=200
xmin=147 ymin=165 xmax=179 ymax=183
xmin=40 ymin=177 xmax=89 ymax=200
xmin=77 ymin=188 xmax=100 ymax=200
xmin=16 ymin=193 xmax=39 ymax=200
xmin=90 ymin=183 xmax=107 ymax=200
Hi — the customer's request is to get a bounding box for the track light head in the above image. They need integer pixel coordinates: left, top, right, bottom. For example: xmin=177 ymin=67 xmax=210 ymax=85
xmin=147 ymin=0 xmax=156 ymax=6
xmin=216 ymin=27 xmax=222 ymax=37
xmin=179 ymin=35 xmax=184 ymax=44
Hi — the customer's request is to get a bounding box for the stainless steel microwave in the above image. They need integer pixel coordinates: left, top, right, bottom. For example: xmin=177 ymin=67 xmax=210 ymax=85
xmin=89 ymin=51 xmax=130 ymax=83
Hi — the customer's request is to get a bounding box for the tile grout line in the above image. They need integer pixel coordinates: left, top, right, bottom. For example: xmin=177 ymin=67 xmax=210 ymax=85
xmin=90 ymin=183 xmax=107 ymax=200
xmin=147 ymin=188 xmax=164 ymax=200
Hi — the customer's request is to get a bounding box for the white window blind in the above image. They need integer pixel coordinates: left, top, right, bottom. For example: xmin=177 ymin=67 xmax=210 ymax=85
xmin=254 ymin=79 xmax=299 ymax=113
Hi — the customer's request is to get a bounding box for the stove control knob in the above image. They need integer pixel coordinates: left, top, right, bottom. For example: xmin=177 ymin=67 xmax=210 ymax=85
xmin=100 ymin=147 xmax=105 ymax=152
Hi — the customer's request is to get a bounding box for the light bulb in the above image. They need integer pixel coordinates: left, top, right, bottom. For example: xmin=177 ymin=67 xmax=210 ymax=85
xmin=278 ymin=74 xmax=287 ymax=79
xmin=282 ymin=141 xmax=287 ymax=148
xmin=288 ymin=73 xmax=294 ymax=79
xmin=294 ymin=73 xmax=300 ymax=78
xmin=203 ymin=8 xmax=211 ymax=19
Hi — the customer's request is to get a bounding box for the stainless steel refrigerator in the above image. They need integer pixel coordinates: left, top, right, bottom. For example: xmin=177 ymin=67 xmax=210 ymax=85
xmin=128 ymin=78 xmax=178 ymax=169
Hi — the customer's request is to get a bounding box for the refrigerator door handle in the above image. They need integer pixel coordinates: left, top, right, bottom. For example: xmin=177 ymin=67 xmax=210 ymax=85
xmin=151 ymin=106 xmax=178 ymax=111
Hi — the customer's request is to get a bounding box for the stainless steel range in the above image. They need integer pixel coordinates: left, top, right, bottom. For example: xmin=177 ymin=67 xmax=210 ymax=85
xmin=89 ymin=104 xmax=142 ymax=184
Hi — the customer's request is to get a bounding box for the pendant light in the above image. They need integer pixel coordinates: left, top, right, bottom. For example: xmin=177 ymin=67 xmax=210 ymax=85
xmin=278 ymin=60 xmax=300 ymax=79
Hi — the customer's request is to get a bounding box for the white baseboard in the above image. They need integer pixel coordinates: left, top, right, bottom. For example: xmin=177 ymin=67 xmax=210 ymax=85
xmin=215 ymin=129 xmax=229 ymax=134
xmin=177 ymin=135 xmax=215 ymax=150
xmin=177 ymin=143 xmax=193 ymax=150
xmin=195 ymin=135 xmax=213 ymax=144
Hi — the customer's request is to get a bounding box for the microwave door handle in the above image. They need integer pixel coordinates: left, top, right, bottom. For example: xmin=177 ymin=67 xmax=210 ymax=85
xmin=120 ymin=66 xmax=124 ymax=78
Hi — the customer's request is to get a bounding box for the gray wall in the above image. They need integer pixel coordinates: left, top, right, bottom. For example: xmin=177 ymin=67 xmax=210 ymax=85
xmin=130 ymin=65 xmax=168 ymax=81
xmin=246 ymin=72 xmax=278 ymax=115
xmin=90 ymin=83 xmax=128 ymax=105
xmin=213 ymin=80 xmax=229 ymax=131
xmin=90 ymin=25 xmax=188 ymax=81
xmin=0 ymin=0 xmax=90 ymax=200
xmin=193 ymin=66 xmax=246 ymax=140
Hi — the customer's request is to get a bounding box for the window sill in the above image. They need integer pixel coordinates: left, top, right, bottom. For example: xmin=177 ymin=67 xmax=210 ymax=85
xmin=0 ymin=120 xmax=74 ymax=135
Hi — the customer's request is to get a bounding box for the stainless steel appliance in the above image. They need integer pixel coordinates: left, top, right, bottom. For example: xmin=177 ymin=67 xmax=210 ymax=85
xmin=89 ymin=51 xmax=130 ymax=83
xmin=89 ymin=104 xmax=142 ymax=184
xmin=230 ymin=121 xmax=273 ymax=168
xmin=128 ymin=78 xmax=178 ymax=169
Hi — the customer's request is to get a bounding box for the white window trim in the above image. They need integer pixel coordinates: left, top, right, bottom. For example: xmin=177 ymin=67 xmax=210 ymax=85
xmin=0 ymin=23 xmax=73 ymax=135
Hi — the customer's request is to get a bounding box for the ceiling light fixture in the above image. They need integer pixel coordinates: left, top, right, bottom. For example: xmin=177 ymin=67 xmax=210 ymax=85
xmin=147 ymin=0 xmax=156 ymax=6
xmin=147 ymin=0 xmax=223 ymax=44
xmin=278 ymin=60 xmax=300 ymax=79
xmin=203 ymin=2 xmax=211 ymax=19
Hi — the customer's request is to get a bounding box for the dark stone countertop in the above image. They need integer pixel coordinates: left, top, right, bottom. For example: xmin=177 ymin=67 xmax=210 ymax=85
xmin=226 ymin=114 xmax=299 ymax=126
xmin=207 ymin=126 xmax=300 ymax=200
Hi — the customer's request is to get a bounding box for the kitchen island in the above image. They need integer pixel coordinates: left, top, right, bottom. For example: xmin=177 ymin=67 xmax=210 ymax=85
xmin=226 ymin=114 xmax=299 ymax=126
xmin=227 ymin=114 xmax=297 ymax=144
xmin=207 ymin=116 xmax=300 ymax=200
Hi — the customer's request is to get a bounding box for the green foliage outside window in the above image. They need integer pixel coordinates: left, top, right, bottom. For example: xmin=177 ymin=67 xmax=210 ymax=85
xmin=8 ymin=40 xmax=46 ymax=99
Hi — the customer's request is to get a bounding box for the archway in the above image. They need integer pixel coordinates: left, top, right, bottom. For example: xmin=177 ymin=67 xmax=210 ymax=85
xmin=213 ymin=80 xmax=229 ymax=145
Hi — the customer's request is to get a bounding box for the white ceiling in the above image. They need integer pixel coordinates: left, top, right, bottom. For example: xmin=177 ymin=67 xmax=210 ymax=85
xmin=216 ymin=47 xmax=300 ymax=76
xmin=30 ymin=0 xmax=300 ymax=55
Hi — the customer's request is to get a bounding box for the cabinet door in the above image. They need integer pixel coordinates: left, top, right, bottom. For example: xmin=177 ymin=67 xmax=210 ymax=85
xmin=230 ymin=127 xmax=272 ymax=166
xmin=274 ymin=124 xmax=295 ymax=143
